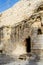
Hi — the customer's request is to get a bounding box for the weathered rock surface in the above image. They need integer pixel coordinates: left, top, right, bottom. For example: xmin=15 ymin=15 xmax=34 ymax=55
xmin=0 ymin=0 xmax=43 ymax=57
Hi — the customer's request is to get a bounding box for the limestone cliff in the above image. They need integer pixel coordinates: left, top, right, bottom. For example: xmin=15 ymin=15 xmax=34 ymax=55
xmin=0 ymin=0 xmax=43 ymax=57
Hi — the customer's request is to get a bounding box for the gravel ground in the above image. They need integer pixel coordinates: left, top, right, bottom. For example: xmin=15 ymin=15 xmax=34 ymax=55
xmin=0 ymin=54 xmax=43 ymax=65
xmin=0 ymin=54 xmax=15 ymax=65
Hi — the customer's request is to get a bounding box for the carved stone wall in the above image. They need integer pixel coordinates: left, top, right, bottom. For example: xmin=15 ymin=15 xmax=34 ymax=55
xmin=0 ymin=0 xmax=43 ymax=57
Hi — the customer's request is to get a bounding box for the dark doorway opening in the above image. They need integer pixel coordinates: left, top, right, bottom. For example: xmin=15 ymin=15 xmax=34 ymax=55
xmin=0 ymin=50 xmax=3 ymax=53
xmin=37 ymin=28 xmax=42 ymax=35
xmin=26 ymin=36 xmax=31 ymax=53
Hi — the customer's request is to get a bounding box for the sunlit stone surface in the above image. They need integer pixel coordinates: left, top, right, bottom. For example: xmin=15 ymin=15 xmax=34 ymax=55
xmin=0 ymin=0 xmax=43 ymax=65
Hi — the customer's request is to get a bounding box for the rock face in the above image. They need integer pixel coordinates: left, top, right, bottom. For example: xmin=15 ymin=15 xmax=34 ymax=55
xmin=0 ymin=0 xmax=43 ymax=57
